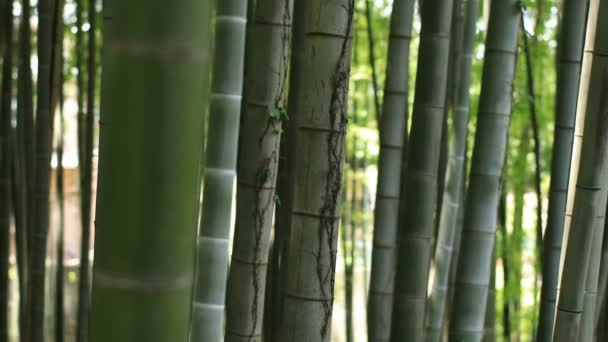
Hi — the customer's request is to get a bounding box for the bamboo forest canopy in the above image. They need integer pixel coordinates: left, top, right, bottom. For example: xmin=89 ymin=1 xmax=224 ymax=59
xmin=0 ymin=0 xmax=607 ymax=341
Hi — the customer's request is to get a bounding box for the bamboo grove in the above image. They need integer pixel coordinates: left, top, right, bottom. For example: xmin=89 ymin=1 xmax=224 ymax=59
xmin=1 ymin=0 xmax=608 ymax=341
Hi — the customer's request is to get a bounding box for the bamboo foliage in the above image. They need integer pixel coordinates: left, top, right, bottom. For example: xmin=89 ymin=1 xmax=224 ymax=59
xmin=367 ymin=1 xmax=415 ymax=340
xmin=536 ymin=1 xmax=589 ymax=339
xmin=191 ymin=1 xmax=247 ymax=341
xmin=224 ymin=0 xmax=293 ymax=340
xmin=88 ymin=0 xmax=209 ymax=340
xmin=278 ymin=0 xmax=354 ymax=340
xmin=449 ymin=0 xmax=520 ymax=340
xmin=390 ymin=0 xmax=453 ymax=339
xmin=426 ymin=0 xmax=479 ymax=339
xmin=554 ymin=0 xmax=608 ymax=339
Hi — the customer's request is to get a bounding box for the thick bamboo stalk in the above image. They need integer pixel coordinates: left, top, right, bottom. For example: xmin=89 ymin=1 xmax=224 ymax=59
xmin=389 ymin=0 xmax=453 ymax=339
xmin=553 ymin=1 xmax=608 ymax=338
xmin=0 ymin=0 xmax=14 ymax=339
xmin=425 ymin=0 xmax=479 ymax=339
xmin=482 ymin=248 xmax=496 ymax=342
xmin=266 ymin=1 xmax=307 ymax=340
xmin=367 ymin=1 xmax=415 ymax=340
xmin=224 ymin=0 xmax=293 ymax=340
xmin=536 ymin=2 xmax=589 ymax=340
xmin=596 ymin=213 xmax=608 ymax=322
xmin=190 ymin=1 xmax=247 ymax=341
xmin=88 ymin=0 xmax=209 ymax=340
xmin=278 ymin=0 xmax=354 ymax=340
xmin=448 ymin=0 xmax=520 ymax=340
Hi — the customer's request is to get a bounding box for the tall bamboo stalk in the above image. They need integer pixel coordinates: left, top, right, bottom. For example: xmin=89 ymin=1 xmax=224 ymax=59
xmin=364 ymin=0 xmax=380 ymax=120
xmin=596 ymin=212 xmax=608 ymax=321
xmin=520 ymin=14 xmax=544 ymax=334
xmin=88 ymin=0 xmax=209 ymax=340
xmin=367 ymin=1 xmax=415 ymax=340
xmin=224 ymin=0 xmax=292 ymax=340
xmin=425 ymin=0 xmax=479 ymax=339
xmin=54 ymin=60 xmax=65 ymax=342
xmin=75 ymin=0 xmax=84 ymax=169
xmin=0 ymin=0 xmax=14 ymax=339
xmin=536 ymin=1 xmax=589 ymax=339
xmin=553 ymin=1 xmax=608 ymax=339
xmin=76 ymin=0 xmax=96 ymax=339
xmin=16 ymin=0 xmax=33 ymax=287
xmin=27 ymin=0 xmax=54 ymax=339
xmin=267 ymin=1 xmax=306 ymax=339
xmin=191 ymin=1 xmax=247 ymax=341
xmin=448 ymin=0 xmax=520 ymax=340
xmin=278 ymin=0 xmax=354 ymax=340
xmin=499 ymin=192 xmax=512 ymax=340
xmin=482 ymin=248 xmax=496 ymax=342
xmin=52 ymin=3 xmax=66 ymax=339
xmin=390 ymin=0 xmax=453 ymax=339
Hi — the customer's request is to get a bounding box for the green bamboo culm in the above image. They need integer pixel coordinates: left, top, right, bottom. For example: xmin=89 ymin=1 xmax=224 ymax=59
xmin=76 ymin=0 xmax=97 ymax=339
xmin=88 ymin=0 xmax=209 ymax=340
xmin=577 ymin=6 xmax=608 ymax=339
xmin=53 ymin=6 xmax=66 ymax=341
xmin=389 ymin=0 xmax=453 ymax=339
xmin=536 ymin=2 xmax=589 ymax=340
xmin=553 ymin=0 xmax=608 ymax=339
xmin=0 ymin=0 xmax=14 ymax=339
xmin=14 ymin=0 xmax=34 ymax=333
xmin=596 ymin=216 xmax=608 ymax=323
xmin=27 ymin=0 xmax=54 ymax=339
xmin=367 ymin=1 xmax=415 ymax=340
xmin=75 ymin=0 xmax=84 ymax=172
xmin=224 ymin=0 xmax=292 ymax=340
xmin=448 ymin=1 xmax=521 ymax=340
xmin=278 ymin=0 xmax=354 ymax=340
xmin=425 ymin=0 xmax=479 ymax=340
xmin=267 ymin=0 xmax=307 ymax=338
xmin=482 ymin=249 xmax=496 ymax=342
xmin=190 ymin=1 xmax=247 ymax=341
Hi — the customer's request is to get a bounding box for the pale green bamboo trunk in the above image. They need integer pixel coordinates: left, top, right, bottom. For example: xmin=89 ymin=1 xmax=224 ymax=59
xmin=88 ymin=1 xmax=209 ymax=340
xmin=448 ymin=1 xmax=520 ymax=340
xmin=482 ymin=249 xmax=496 ymax=342
xmin=596 ymin=217 xmax=608 ymax=322
xmin=554 ymin=0 xmax=608 ymax=339
xmin=190 ymin=1 xmax=247 ymax=341
xmin=536 ymin=1 xmax=589 ymax=339
xmin=580 ymin=210 xmax=606 ymax=341
xmin=224 ymin=0 xmax=292 ymax=340
xmin=367 ymin=1 xmax=415 ymax=340
xmin=425 ymin=0 xmax=479 ymax=340
xmin=278 ymin=0 xmax=354 ymax=340
xmin=390 ymin=0 xmax=453 ymax=339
